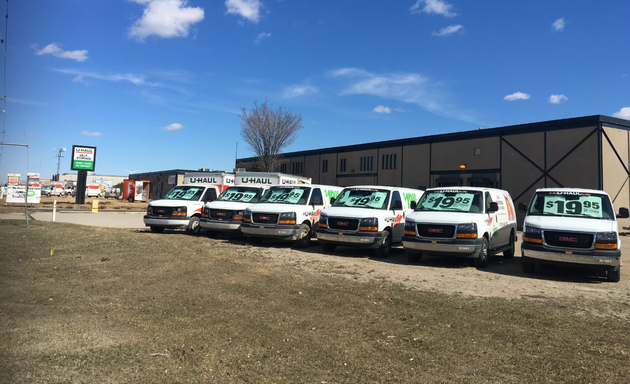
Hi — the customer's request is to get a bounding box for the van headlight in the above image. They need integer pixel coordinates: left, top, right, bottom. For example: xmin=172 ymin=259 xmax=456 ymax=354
xmin=404 ymin=220 xmax=416 ymax=236
xmin=523 ymin=225 xmax=542 ymax=244
xmin=243 ymin=209 xmax=252 ymax=223
xmin=233 ymin=210 xmax=245 ymax=221
xmin=172 ymin=207 xmax=187 ymax=217
xmin=456 ymin=223 xmax=477 ymax=239
xmin=279 ymin=212 xmax=296 ymax=225
xmin=595 ymin=231 xmax=618 ymax=249
xmin=359 ymin=217 xmax=378 ymax=232
xmin=319 ymin=212 xmax=328 ymax=228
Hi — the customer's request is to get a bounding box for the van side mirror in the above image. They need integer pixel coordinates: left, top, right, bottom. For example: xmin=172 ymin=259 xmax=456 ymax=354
xmin=518 ymin=202 xmax=527 ymax=212
xmin=330 ymin=197 xmax=336 ymax=205
xmin=410 ymin=201 xmax=417 ymax=210
xmin=487 ymin=202 xmax=499 ymax=213
xmin=617 ymin=207 xmax=629 ymax=219
xmin=392 ymin=200 xmax=403 ymax=210
xmin=310 ymin=196 xmax=323 ymax=206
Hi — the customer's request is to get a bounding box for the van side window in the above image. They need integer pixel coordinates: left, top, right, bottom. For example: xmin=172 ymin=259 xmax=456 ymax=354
xmin=390 ymin=191 xmax=402 ymax=210
xmin=484 ymin=192 xmax=493 ymax=212
xmin=309 ymin=188 xmax=323 ymax=206
xmin=202 ymin=188 xmax=217 ymax=202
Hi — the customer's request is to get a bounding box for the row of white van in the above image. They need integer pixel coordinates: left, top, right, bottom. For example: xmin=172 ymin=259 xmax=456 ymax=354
xmin=142 ymin=172 xmax=628 ymax=282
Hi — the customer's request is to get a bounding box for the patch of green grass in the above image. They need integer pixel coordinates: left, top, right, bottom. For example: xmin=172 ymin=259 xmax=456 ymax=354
xmin=1 ymin=220 xmax=629 ymax=383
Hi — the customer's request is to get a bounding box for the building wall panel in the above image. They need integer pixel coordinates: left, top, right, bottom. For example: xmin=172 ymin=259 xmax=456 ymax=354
xmin=546 ymin=126 xmax=597 ymax=168
xmin=401 ymin=143 xmax=431 ymax=189
xmin=602 ymin=127 xmax=630 ymax=209
xmin=377 ymin=146 xmax=403 ymax=187
xmin=547 ymin=133 xmax=599 ymax=189
xmin=431 ymin=137 xmax=500 ymax=171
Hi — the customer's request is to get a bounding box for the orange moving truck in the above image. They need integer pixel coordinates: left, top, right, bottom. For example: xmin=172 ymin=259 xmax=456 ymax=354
xmin=123 ymin=179 xmax=150 ymax=202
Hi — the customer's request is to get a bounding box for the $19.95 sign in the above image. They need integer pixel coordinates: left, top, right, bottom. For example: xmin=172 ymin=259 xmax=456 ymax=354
xmin=71 ymin=145 xmax=97 ymax=171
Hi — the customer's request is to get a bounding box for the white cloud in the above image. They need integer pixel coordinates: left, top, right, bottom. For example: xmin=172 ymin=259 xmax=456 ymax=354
xmin=432 ymin=24 xmax=464 ymax=36
xmin=81 ymin=130 xmax=102 ymax=137
xmin=613 ymin=107 xmax=630 ymax=120
xmin=410 ymin=0 xmax=457 ymax=17
xmin=549 ymin=94 xmax=568 ymax=104
xmin=162 ymin=123 xmax=185 ymax=131
xmin=33 ymin=43 xmax=88 ymax=62
xmin=504 ymin=92 xmax=530 ymax=101
xmin=129 ymin=0 xmax=204 ymax=42
xmin=283 ymin=84 xmax=317 ymax=98
xmin=72 ymin=75 xmax=85 ymax=83
xmin=225 ymin=0 xmax=262 ymax=23
xmin=552 ymin=18 xmax=565 ymax=31
xmin=255 ymin=32 xmax=271 ymax=44
xmin=373 ymin=105 xmax=391 ymax=114
xmin=54 ymin=68 xmax=151 ymax=86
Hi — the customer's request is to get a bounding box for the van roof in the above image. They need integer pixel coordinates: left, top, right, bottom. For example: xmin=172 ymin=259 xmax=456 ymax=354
xmin=426 ymin=186 xmax=509 ymax=193
xmin=340 ymin=185 xmax=423 ymax=192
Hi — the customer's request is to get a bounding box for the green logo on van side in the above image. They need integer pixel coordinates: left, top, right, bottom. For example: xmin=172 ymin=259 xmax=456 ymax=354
xmin=402 ymin=192 xmax=419 ymax=209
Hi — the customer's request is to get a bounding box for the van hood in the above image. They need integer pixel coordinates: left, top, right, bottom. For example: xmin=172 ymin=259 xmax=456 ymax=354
xmin=524 ymin=215 xmax=617 ymax=232
xmin=322 ymin=206 xmax=388 ymax=219
xmin=149 ymin=199 xmax=201 ymax=207
xmin=406 ymin=211 xmax=482 ymax=224
xmin=205 ymin=200 xmax=252 ymax=209
xmin=247 ymin=203 xmax=306 ymax=213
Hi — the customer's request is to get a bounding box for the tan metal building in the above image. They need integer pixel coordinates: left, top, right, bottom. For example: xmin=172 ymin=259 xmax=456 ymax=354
xmin=236 ymin=115 xmax=630 ymax=226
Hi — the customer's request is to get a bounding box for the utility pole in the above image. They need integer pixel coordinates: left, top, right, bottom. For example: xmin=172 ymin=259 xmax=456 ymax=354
xmin=54 ymin=147 xmax=66 ymax=181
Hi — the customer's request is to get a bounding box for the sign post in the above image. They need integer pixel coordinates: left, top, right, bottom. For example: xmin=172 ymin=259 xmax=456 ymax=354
xmin=70 ymin=145 xmax=97 ymax=205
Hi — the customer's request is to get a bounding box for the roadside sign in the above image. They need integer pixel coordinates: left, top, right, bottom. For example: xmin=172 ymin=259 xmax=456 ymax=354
xmin=71 ymin=145 xmax=97 ymax=171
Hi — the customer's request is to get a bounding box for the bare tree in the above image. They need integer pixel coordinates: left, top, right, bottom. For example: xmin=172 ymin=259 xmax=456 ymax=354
xmin=239 ymin=100 xmax=303 ymax=172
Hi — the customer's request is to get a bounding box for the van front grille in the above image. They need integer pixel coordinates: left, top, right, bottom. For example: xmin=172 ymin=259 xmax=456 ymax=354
xmin=544 ymin=231 xmax=593 ymax=249
xmin=417 ymin=224 xmax=456 ymax=238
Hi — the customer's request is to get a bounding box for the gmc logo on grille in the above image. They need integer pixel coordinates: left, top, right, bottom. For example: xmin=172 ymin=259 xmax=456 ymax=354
xmin=217 ymin=212 xmax=226 ymax=217
xmin=157 ymin=209 xmax=166 ymax=214
xmin=428 ymin=228 xmax=443 ymax=233
xmin=559 ymin=236 xmax=578 ymax=242
xmin=260 ymin=216 xmax=270 ymax=221
xmin=337 ymin=221 xmax=349 ymax=227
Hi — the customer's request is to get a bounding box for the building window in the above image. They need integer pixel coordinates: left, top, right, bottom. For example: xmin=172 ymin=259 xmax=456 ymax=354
xmin=382 ymin=154 xmax=397 ymax=170
xmin=280 ymin=163 xmax=287 ymax=173
xmin=340 ymin=158 xmax=347 ymax=172
xmin=322 ymin=159 xmax=328 ymax=173
xmin=360 ymin=156 xmax=374 ymax=171
xmin=291 ymin=162 xmax=304 ymax=175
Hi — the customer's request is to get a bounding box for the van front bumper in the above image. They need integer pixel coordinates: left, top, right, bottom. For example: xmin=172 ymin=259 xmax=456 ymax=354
xmin=521 ymin=243 xmax=621 ymax=270
xmin=144 ymin=215 xmax=189 ymax=228
xmin=240 ymin=223 xmax=301 ymax=241
xmin=316 ymin=230 xmax=385 ymax=249
xmin=402 ymin=236 xmax=483 ymax=257
xmin=200 ymin=218 xmax=241 ymax=233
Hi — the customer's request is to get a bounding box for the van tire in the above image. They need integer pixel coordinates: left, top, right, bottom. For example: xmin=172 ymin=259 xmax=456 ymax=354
xmin=128 ymin=197 xmax=134 ymax=203
xmin=150 ymin=226 xmax=164 ymax=233
xmin=503 ymin=231 xmax=515 ymax=258
xmin=522 ymin=257 xmax=535 ymax=273
xmin=321 ymin=243 xmax=336 ymax=252
xmin=294 ymin=223 xmax=311 ymax=248
xmin=474 ymin=237 xmax=489 ymax=268
xmin=187 ymin=217 xmax=201 ymax=235
xmin=374 ymin=230 xmax=391 ymax=258
xmin=406 ymin=252 xmax=422 ymax=263
xmin=607 ymin=268 xmax=621 ymax=283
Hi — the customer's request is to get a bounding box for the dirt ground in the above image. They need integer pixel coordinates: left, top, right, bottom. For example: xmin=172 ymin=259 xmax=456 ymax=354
xmin=0 ymin=194 xmax=145 ymax=212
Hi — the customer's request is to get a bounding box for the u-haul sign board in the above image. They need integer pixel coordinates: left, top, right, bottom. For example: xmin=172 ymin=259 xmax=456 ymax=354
xmin=71 ymin=145 xmax=97 ymax=171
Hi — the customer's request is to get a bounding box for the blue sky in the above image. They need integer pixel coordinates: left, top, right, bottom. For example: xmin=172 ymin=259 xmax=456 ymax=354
xmin=1 ymin=0 xmax=629 ymax=181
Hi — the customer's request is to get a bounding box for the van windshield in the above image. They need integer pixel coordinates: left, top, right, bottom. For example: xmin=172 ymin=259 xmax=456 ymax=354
xmin=164 ymin=186 xmax=205 ymax=201
xmin=217 ymin=186 xmax=262 ymax=203
xmin=332 ymin=188 xmax=390 ymax=209
xmin=528 ymin=191 xmax=614 ymax=219
xmin=259 ymin=186 xmax=311 ymax=205
xmin=415 ymin=190 xmax=484 ymax=213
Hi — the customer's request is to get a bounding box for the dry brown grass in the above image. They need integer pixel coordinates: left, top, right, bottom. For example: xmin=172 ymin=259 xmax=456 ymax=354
xmin=1 ymin=219 xmax=630 ymax=383
xmin=1 ymin=195 xmax=144 ymax=213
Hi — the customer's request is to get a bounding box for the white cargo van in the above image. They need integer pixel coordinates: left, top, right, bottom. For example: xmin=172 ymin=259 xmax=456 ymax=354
xmin=200 ymin=172 xmax=311 ymax=236
xmin=144 ymin=172 xmax=234 ymax=234
xmin=403 ymin=187 xmax=518 ymax=268
xmin=240 ymin=184 xmax=343 ymax=247
xmin=316 ymin=186 xmax=424 ymax=257
xmin=519 ymin=188 xmax=629 ymax=282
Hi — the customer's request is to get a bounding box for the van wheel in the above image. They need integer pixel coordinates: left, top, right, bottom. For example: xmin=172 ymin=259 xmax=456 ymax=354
xmin=187 ymin=217 xmax=201 ymax=235
xmin=374 ymin=230 xmax=391 ymax=258
xmin=321 ymin=243 xmax=336 ymax=252
xmin=607 ymin=268 xmax=621 ymax=283
xmin=294 ymin=223 xmax=311 ymax=248
xmin=128 ymin=197 xmax=134 ymax=203
xmin=150 ymin=226 xmax=164 ymax=233
xmin=474 ymin=237 xmax=489 ymax=268
xmin=503 ymin=231 xmax=515 ymax=258
xmin=522 ymin=258 xmax=535 ymax=273
xmin=406 ymin=252 xmax=423 ymax=263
